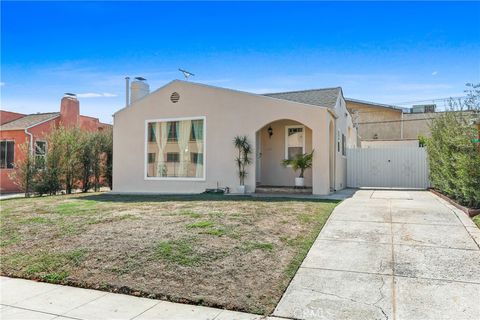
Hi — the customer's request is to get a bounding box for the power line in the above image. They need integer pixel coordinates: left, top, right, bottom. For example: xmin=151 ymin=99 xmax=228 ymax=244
xmin=390 ymin=96 xmax=467 ymax=105
xmin=358 ymin=118 xmax=437 ymax=125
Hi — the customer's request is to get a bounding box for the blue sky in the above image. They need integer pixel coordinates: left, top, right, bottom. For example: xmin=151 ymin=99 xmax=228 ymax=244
xmin=1 ymin=1 xmax=479 ymax=123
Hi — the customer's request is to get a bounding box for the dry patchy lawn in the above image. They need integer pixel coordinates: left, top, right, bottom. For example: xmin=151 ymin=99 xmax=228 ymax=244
xmin=0 ymin=193 xmax=338 ymax=314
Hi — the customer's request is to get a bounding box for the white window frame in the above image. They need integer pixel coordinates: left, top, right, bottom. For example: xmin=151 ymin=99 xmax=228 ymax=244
xmin=284 ymin=125 xmax=305 ymax=160
xmin=34 ymin=140 xmax=47 ymax=156
xmin=144 ymin=116 xmax=206 ymax=181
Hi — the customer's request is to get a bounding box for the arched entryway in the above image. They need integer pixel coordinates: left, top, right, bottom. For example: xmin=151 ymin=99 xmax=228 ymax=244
xmin=255 ymin=119 xmax=313 ymax=191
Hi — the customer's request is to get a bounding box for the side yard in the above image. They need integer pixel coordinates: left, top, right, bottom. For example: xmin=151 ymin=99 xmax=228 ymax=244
xmin=0 ymin=193 xmax=338 ymax=314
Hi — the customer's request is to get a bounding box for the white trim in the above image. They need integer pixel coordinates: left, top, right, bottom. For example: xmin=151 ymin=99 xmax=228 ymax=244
xmin=284 ymin=125 xmax=306 ymax=160
xmin=34 ymin=140 xmax=47 ymax=155
xmin=144 ymin=116 xmax=206 ymax=181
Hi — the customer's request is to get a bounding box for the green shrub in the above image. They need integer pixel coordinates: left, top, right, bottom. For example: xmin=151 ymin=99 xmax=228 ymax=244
xmin=426 ymin=83 xmax=480 ymax=208
xmin=11 ymin=126 xmax=112 ymax=196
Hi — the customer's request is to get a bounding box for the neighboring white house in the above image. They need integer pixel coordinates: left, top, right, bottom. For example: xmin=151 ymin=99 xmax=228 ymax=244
xmin=113 ymin=79 xmax=357 ymax=195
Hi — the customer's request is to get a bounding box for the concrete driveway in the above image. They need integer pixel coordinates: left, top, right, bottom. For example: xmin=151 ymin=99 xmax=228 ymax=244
xmin=274 ymin=190 xmax=480 ymax=320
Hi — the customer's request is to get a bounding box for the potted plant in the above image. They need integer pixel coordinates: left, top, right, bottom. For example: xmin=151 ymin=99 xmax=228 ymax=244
xmin=282 ymin=150 xmax=314 ymax=187
xmin=233 ymin=135 xmax=252 ymax=194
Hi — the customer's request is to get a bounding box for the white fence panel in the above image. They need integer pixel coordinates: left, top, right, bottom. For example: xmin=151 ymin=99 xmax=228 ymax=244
xmin=347 ymin=147 xmax=429 ymax=189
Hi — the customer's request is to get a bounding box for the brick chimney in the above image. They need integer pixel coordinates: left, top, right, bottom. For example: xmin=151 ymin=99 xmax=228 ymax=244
xmin=60 ymin=93 xmax=80 ymax=128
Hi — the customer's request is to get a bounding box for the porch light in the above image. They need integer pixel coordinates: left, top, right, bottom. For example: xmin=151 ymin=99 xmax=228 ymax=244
xmin=268 ymin=126 xmax=273 ymax=138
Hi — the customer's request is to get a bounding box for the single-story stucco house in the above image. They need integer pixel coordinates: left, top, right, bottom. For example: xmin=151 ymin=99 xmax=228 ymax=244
xmin=113 ymin=79 xmax=357 ymax=195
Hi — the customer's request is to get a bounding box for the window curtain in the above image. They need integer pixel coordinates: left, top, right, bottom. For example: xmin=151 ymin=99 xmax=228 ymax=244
xmin=156 ymin=122 xmax=168 ymax=176
xmin=192 ymin=120 xmax=203 ymax=178
xmin=178 ymin=120 xmax=192 ymax=176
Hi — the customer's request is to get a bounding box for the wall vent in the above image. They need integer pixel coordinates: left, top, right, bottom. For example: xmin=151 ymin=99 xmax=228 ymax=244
xmin=170 ymin=92 xmax=180 ymax=103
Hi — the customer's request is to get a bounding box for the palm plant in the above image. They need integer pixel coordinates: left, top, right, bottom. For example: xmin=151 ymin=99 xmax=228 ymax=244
xmin=233 ymin=135 xmax=252 ymax=186
xmin=282 ymin=150 xmax=314 ymax=178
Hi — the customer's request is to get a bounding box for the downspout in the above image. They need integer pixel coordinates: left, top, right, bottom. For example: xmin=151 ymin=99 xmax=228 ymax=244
xmin=24 ymin=128 xmax=33 ymax=155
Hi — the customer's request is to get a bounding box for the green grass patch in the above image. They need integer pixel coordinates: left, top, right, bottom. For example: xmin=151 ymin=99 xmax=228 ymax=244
xmin=179 ymin=210 xmax=202 ymax=218
xmin=0 ymin=207 xmax=13 ymax=218
xmin=200 ymin=228 xmax=226 ymax=236
xmin=154 ymin=239 xmax=200 ymax=266
xmin=43 ymin=272 xmax=69 ymax=282
xmin=58 ymin=222 xmax=83 ymax=236
xmin=19 ymin=217 xmax=52 ymax=225
xmin=0 ymin=230 xmax=21 ymax=247
xmin=473 ymin=215 xmax=480 ymax=228
xmin=298 ymin=213 xmax=316 ymax=223
xmin=55 ymin=201 xmax=97 ymax=215
xmin=208 ymin=211 xmax=225 ymax=218
xmin=243 ymin=241 xmax=274 ymax=252
xmin=3 ymin=249 xmax=87 ymax=283
xmin=186 ymin=221 xmax=214 ymax=229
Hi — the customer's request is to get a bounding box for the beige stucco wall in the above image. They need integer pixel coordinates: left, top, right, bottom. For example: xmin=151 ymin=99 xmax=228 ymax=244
xmin=346 ymin=101 xmax=402 ymax=140
xmin=113 ymin=80 xmax=350 ymax=195
xmin=334 ymin=97 xmax=354 ymax=190
xmin=257 ymin=120 xmax=313 ymax=187
xmin=402 ymin=113 xmax=437 ymax=139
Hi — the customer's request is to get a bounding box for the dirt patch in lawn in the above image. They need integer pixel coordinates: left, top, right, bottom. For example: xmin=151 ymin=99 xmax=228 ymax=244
xmin=0 ymin=193 xmax=338 ymax=314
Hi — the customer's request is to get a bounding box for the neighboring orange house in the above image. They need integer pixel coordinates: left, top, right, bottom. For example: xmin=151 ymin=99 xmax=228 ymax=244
xmin=0 ymin=94 xmax=111 ymax=193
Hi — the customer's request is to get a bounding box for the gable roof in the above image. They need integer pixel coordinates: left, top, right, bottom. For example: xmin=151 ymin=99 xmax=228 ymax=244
xmin=0 ymin=112 xmax=60 ymax=130
xmin=114 ymin=80 xmax=340 ymax=117
xmin=345 ymin=98 xmax=403 ymax=112
xmin=263 ymin=87 xmax=342 ymax=109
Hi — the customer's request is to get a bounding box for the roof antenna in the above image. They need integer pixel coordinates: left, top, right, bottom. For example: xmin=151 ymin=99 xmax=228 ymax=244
xmin=179 ymin=68 xmax=195 ymax=81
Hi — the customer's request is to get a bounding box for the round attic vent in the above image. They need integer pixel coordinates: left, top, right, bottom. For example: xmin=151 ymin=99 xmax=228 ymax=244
xmin=170 ymin=92 xmax=180 ymax=103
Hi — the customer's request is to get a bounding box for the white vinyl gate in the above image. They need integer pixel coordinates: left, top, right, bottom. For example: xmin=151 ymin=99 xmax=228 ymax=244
xmin=347 ymin=147 xmax=430 ymax=189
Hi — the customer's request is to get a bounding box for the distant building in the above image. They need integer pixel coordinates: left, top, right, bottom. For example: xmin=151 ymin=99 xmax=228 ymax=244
xmin=345 ymin=98 xmax=477 ymax=148
xmin=0 ymin=95 xmax=111 ymax=192
xmin=345 ymin=98 xmax=405 ymax=141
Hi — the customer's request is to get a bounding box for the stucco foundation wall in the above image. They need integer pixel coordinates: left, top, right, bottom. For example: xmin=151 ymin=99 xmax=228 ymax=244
xmin=113 ymin=81 xmax=334 ymax=195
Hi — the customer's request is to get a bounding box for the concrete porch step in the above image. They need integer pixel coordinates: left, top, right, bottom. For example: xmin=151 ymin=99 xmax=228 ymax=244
xmin=255 ymin=185 xmax=312 ymax=195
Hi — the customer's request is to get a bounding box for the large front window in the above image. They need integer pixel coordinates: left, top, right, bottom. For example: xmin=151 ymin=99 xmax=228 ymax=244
xmin=146 ymin=117 xmax=205 ymax=179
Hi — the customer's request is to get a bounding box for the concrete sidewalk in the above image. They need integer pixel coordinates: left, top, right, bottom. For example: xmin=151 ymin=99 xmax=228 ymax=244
xmin=274 ymin=190 xmax=480 ymax=320
xmin=0 ymin=277 xmax=281 ymax=320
